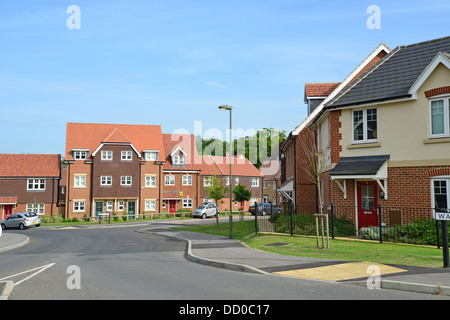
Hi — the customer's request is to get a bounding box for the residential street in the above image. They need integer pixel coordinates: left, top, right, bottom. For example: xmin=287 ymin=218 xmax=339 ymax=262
xmin=0 ymin=220 xmax=447 ymax=303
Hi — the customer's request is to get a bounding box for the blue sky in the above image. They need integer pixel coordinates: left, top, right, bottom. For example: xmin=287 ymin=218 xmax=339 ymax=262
xmin=1 ymin=0 xmax=449 ymax=155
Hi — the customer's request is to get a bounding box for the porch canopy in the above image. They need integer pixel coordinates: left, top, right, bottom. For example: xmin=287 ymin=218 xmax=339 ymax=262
xmin=278 ymin=180 xmax=294 ymax=202
xmin=329 ymin=155 xmax=390 ymax=199
xmin=0 ymin=197 xmax=18 ymax=205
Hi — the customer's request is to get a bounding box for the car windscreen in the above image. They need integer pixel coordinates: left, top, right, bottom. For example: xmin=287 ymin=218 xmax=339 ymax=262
xmin=196 ymin=205 xmax=206 ymax=209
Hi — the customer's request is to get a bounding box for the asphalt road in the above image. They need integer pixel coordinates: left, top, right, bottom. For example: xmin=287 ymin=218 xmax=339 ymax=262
xmin=0 ymin=222 xmax=447 ymax=303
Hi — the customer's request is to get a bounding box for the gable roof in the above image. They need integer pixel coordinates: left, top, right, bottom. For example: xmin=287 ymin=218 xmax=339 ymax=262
xmin=65 ymin=123 xmax=165 ymax=161
xmin=0 ymin=154 xmax=60 ymax=178
xmin=325 ymin=36 xmax=450 ymax=109
xmin=200 ymin=154 xmax=264 ymax=177
xmin=293 ymin=42 xmax=391 ymax=134
xmin=162 ymin=133 xmax=201 ymax=171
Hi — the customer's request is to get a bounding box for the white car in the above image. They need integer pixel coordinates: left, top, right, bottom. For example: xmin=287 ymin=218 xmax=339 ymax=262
xmin=1 ymin=212 xmax=41 ymax=230
xmin=193 ymin=203 xmax=220 ymax=219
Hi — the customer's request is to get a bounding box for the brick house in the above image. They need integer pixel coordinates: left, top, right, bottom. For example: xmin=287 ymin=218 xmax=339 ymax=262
xmin=260 ymin=159 xmax=281 ymax=205
xmin=0 ymin=154 xmax=61 ymax=219
xmin=199 ymin=154 xmax=264 ymax=211
xmin=161 ymin=133 xmax=202 ymax=213
xmin=279 ymin=42 xmax=391 ymax=211
xmin=311 ymin=36 xmax=450 ymax=228
xmin=65 ymin=123 xmax=165 ymax=219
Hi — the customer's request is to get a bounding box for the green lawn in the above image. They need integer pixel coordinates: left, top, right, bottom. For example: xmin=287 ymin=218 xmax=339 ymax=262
xmin=173 ymin=220 xmax=446 ymax=268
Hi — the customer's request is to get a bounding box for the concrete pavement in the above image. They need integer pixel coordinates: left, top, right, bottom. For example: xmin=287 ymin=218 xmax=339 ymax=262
xmin=2 ymin=219 xmax=450 ymax=297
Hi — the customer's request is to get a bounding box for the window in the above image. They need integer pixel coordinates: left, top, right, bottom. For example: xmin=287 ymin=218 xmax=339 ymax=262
xmin=353 ymin=108 xmax=377 ymax=142
xmin=226 ymin=177 xmax=230 ymax=186
xmin=204 ymin=176 xmax=213 ymax=187
xmin=121 ymin=176 xmax=132 ymax=186
xmin=101 ymin=150 xmax=113 ymax=161
xmin=144 ymin=152 xmax=159 ymax=161
xmin=73 ymin=201 xmax=85 ymax=212
xmin=73 ymin=151 xmax=88 ymax=159
xmin=432 ymin=178 xmax=450 ymax=210
xmin=121 ymin=151 xmax=132 ymax=161
xmin=101 ymin=176 xmax=112 ymax=186
xmin=235 ymin=177 xmax=239 ymax=185
xmin=145 ymin=200 xmax=156 ymax=211
xmin=165 ymin=175 xmax=175 ymax=185
xmin=182 ymin=175 xmax=192 ymax=186
xmin=430 ymin=97 xmax=450 ymax=137
xmin=145 ymin=175 xmax=156 ymax=188
xmin=183 ymin=198 xmax=193 ymax=208
xmin=74 ymin=175 xmax=86 ymax=188
xmin=28 ymin=179 xmax=45 ymax=191
xmin=106 ymin=201 xmax=113 ymax=211
xmin=173 ymin=155 xmax=185 ymax=165
xmin=27 ymin=203 xmax=45 ymax=215
xmin=118 ymin=201 xmax=125 ymax=211
xmin=251 ymin=178 xmax=259 ymax=187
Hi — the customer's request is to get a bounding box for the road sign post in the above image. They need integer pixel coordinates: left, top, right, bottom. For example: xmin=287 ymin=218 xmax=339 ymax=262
xmin=433 ymin=209 xmax=450 ymax=268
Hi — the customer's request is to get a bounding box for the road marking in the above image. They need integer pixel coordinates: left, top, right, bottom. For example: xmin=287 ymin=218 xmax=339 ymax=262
xmin=0 ymin=263 xmax=56 ymax=286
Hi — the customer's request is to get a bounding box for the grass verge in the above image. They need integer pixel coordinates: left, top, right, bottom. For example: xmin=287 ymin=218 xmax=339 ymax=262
xmin=173 ymin=220 xmax=445 ymax=268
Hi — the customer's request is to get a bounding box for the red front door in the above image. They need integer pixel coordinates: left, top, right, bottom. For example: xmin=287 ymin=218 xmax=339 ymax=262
xmin=169 ymin=200 xmax=176 ymax=213
xmin=357 ymin=181 xmax=379 ymax=228
xmin=3 ymin=205 xmax=13 ymax=220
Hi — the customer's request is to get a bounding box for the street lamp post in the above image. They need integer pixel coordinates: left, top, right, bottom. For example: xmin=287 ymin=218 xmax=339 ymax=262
xmin=218 ymin=105 xmax=233 ymax=239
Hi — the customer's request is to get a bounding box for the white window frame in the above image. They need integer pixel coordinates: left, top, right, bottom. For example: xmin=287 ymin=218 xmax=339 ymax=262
xmin=118 ymin=201 xmax=125 ymax=211
xmin=145 ymin=175 xmax=157 ymax=188
xmin=204 ymin=176 xmax=213 ymax=187
xmin=27 ymin=179 xmax=46 ymax=191
xmin=74 ymin=175 xmax=86 ymax=188
xmin=429 ymin=96 xmax=450 ymax=138
xmin=145 ymin=200 xmax=156 ymax=211
xmin=73 ymin=201 xmax=86 ymax=212
xmin=251 ymin=178 xmax=259 ymax=187
xmin=144 ymin=152 xmax=159 ymax=161
xmin=183 ymin=198 xmax=193 ymax=208
xmin=121 ymin=176 xmax=132 ymax=186
xmin=121 ymin=151 xmax=132 ymax=161
xmin=106 ymin=201 xmax=114 ymax=212
xmin=27 ymin=203 xmax=45 ymax=215
xmin=352 ymin=108 xmax=378 ymax=143
xmin=182 ymin=175 xmax=192 ymax=186
xmin=173 ymin=155 xmax=185 ymax=165
xmin=101 ymin=150 xmax=113 ymax=161
xmin=100 ymin=176 xmax=112 ymax=186
xmin=165 ymin=175 xmax=175 ymax=185
xmin=73 ymin=151 xmax=88 ymax=160
xmin=431 ymin=177 xmax=450 ymax=210
xmin=235 ymin=177 xmax=239 ymax=185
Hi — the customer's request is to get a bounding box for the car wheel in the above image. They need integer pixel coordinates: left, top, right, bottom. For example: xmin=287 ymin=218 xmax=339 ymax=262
xmin=202 ymin=213 xmax=206 ymax=219
xmin=19 ymin=223 xmax=26 ymax=230
xmin=1 ymin=224 xmax=6 ymax=230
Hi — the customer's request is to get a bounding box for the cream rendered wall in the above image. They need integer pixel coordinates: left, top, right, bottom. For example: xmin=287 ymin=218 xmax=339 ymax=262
xmin=339 ymin=63 xmax=450 ymax=166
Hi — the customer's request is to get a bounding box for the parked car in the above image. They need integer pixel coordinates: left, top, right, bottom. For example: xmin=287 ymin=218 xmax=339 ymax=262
xmin=249 ymin=203 xmax=281 ymax=215
xmin=193 ymin=203 xmax=220 ymax=219
xmin=1 ymin=212 xmax=41 ymax=230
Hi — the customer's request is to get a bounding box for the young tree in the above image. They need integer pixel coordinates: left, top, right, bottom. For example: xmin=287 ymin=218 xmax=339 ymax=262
xmin=206 ymin=176 xmax=229 ymax=229
xmin=232 ymin=184 xmax=251 ymax=211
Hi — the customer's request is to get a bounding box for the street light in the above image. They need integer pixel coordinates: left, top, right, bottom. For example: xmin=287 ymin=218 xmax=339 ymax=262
xmin=218 ymin=104 xmax=233 ymax=239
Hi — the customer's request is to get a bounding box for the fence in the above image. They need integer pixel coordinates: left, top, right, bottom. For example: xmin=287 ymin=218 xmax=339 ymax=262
xmin=254 ymin=203 xmax=448 ymax=247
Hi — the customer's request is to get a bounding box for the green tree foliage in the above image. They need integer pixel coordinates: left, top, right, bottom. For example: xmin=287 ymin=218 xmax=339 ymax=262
xmin=205 ymin=176 xmax=229 ymax=228
xmin=232 ymin=184 xmax=251 ymax=210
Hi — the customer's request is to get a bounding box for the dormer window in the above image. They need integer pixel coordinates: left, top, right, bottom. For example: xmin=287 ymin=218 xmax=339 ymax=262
xmin=72 ymin=150 xmax=89 ymax=160
xmin=172 ymin=155 xmax=185 ymax=165
xmin=144 ymin=151 xmax=159 ymax=161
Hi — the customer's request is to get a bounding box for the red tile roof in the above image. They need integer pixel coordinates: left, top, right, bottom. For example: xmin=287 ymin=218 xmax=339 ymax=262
xmin=305 ymin=83 xmax=340 ymax=97
xmin=0 ymin=197 xmax=18 ymax=204
xmin=0 ymin=154 xmax=60 ymax=177
xmin=162 ymin=133 xmax=202 ymax=171
xmin=201 ymin=154 xmax=263 ymax=177
xmin=65 ymin=123 xmax=165 ymax=161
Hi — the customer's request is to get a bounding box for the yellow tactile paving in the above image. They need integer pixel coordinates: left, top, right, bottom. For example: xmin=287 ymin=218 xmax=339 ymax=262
xmin=273 ymin=262 xmax=407 ymax=281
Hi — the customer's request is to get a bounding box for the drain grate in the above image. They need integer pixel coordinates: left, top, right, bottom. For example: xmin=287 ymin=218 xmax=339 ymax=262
xmin=265 ymin=242 xmax=292 ymax=247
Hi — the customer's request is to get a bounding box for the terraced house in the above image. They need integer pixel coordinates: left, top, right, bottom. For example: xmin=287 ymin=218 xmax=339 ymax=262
xmin=0 ymin=154 xmax=61 ymax=219
xmin=65 ymin=123 xmax=165 ymax=219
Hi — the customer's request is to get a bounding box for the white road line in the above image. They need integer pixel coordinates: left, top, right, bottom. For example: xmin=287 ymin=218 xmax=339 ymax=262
xmin=0 ymin=263 xmax=56 ymax=286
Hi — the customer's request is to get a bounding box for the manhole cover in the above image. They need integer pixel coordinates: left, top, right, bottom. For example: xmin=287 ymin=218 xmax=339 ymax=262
xmin=265 ymin=242 xmax=292 ymax=247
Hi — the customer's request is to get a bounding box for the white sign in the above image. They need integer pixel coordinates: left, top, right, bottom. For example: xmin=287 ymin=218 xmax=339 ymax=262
xmin=434 ymin=210 xmax=450 ymax=221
